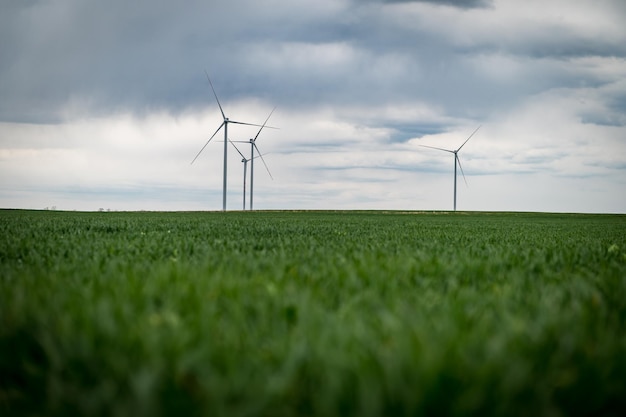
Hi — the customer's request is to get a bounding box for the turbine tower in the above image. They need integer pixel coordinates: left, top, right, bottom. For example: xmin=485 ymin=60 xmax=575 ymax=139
xmin=229 ymin=139 xmax=272 ymax=210
xmin=420 ymin=125 xmax=481 ymax=211
xmin=231 ymin=109 xmax=275 ymax=210
xmin=249 ymin=108 xmax=275 ymax=210
xmin=191 ymin=71 xmax=265 ymax=211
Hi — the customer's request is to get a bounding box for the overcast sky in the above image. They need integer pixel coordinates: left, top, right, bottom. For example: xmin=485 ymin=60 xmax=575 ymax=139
xmin=1 ymin=0 xmax=625 ymax=212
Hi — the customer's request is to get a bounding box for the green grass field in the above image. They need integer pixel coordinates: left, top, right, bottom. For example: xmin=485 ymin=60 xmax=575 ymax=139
xmin=1 ymin=209 xmax=625 ymax=416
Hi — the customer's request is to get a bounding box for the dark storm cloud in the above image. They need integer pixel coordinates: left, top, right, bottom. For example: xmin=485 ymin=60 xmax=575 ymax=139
xmin=0 ymin=0 xmax=222 ymax=122
xmin=0 ymin=0 xmax=317 ymax=120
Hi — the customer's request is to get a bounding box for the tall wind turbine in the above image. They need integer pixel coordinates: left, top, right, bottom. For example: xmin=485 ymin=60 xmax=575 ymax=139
xmin=420 ymin=125 xmax=481 ymax=211
xmin=229 ymin=139 xmax=272 ymax=210
xmin=191 ymin=71 xmax=265 ymax=211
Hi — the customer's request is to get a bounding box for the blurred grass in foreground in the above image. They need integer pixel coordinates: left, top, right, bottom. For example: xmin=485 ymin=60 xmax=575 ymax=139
xmin=1 ymin=210 xmax=625 ymax=416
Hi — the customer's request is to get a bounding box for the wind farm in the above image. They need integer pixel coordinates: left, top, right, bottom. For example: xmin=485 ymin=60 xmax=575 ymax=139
xmin=191 ymin=71 xmax=275 ymax=211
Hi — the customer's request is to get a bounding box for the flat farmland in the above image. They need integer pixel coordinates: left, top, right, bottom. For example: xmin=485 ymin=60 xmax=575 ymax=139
xmin=1 ymin=210 xmax=625 ymax=416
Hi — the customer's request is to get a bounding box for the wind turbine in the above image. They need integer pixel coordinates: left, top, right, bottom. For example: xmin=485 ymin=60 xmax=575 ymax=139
xmin=420 ymin=125 xmax=481 ymax=211
xmin=231 ymin=109 xmax=275 ymax=210
xmin=228 ymin=139 xmax=273 ymax=210
xmin=191 ymin=71 xmax=267 ymax=211
xmin=248 ymin=107 xmax=275 ymax=210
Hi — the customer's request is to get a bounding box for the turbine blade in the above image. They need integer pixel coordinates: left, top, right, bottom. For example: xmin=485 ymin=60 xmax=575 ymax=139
xmin=205 ymin=70 xmax=226 ymax=120
xmin=253 ymin=107 xmax=276 ymax=142
xmin=456 ymin=154 xmax=468 ymax=187
xmin=254 ymin=143 xmax=273 ymax=180
xmin=229 ymin=120 xmax=279 ymax=130
xmin=457 ymin=125 xmax=481 ymax=152
xmin=190 ymin=122 xmax=224 ymax=165
xmin=228 ymin=138 xmax=246 ymax=159
xmin=419 ymin=144 xmax=454 ymax=153
xmin=251 ymin=152 xmax=270 ymax=160
xmin=228 ymin=120 xmax=280 ymax=130
xmin=229 ymin=120 xmax=264 ymax=128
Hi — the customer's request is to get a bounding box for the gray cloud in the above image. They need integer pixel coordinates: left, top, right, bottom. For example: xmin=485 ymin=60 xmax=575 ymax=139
xmin=2 ymin=0 xmax=624 ymax=126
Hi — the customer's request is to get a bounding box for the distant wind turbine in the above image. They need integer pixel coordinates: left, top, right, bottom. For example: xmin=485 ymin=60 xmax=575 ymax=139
xmin=248 ymin=108 xmax=275 ymax=210
xmin=420 ymin=125 xmax=481 ymax=211
xmin=231 ymin=108 xmax=275 ymax=210
xmin=191 ymin=71 xmax=268 ymax=211
xmin=229 ymin=139 xmax=272 ymax=210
